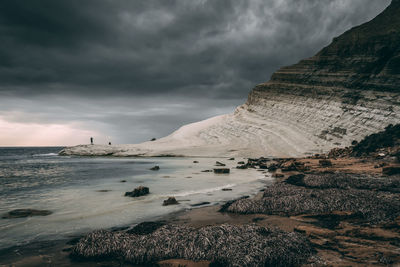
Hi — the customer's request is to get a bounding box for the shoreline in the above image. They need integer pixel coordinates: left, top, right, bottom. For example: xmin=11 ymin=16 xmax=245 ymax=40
xmin=2 ymin=129 xmax=400 ymax=266
xmin=69 ymin=150 xmax=400 ymax=266
xmin=0 ymin=159 xmax=267 ymax=266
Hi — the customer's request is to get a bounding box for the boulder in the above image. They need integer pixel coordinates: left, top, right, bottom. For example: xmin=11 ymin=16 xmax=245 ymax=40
xmin=213 ymin=168 xmax=230 ymax=174
xmin=163 ymin=197 xmax=179 ymax=206
xmin=259 ymin=164 xmax=268 ymax=169
xmin=125 ymin=186 xmax=150 ymax=197
xmin=236 ymin=165 xmax=248 ymax=169
xmin=150 ymin=166 xmax=160 ymax=171
xmin=267 ymin=163 xmax=279 ymax=172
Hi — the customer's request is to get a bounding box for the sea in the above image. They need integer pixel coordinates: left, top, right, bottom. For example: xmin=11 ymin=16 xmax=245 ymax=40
xmin=0 ymin=147 xmax=270 ymax=250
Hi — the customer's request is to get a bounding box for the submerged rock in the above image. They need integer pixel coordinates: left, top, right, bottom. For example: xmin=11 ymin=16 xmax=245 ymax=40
xmin=125 ymin=186 xmax=149 ymax=197
xmin=2 ymin=209 xmax=52 ymax=219
xmin=190 ymin=202 xmax=211 ymax=207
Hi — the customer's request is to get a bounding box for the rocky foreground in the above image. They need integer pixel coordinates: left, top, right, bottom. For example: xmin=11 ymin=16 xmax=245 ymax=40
xmin=69 ymin=125 xmax=400 ymax=266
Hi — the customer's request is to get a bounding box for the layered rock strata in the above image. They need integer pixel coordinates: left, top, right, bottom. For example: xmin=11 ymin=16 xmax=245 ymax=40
xmin=60 ymin=0 xmax=400 ymax=158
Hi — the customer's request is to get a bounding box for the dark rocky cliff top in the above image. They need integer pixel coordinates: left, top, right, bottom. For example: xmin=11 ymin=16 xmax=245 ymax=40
xmin=262 ymin=0 xmax=400 ymax=93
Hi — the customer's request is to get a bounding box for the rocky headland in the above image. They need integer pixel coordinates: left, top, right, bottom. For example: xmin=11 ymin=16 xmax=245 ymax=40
xmin=60 ymin=0 xmax=400 ymax=158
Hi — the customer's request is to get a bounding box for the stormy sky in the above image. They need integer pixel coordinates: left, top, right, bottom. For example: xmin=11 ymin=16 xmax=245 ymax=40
xmin=0 ymin=0 xmax=391 ymax=146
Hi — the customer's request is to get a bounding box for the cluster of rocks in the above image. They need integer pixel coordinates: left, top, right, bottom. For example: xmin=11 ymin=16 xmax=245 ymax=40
xmin=235 ymin=157 xmax=316 ymax=174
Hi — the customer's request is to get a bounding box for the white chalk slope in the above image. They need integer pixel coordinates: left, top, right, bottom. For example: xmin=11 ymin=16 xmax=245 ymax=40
xmin=60 ymin=87 xmax=400 ymax=158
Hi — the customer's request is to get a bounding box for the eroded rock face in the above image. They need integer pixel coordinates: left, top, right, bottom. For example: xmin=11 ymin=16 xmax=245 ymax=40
xmin=240 ymin=0 xmax=400 ymax=155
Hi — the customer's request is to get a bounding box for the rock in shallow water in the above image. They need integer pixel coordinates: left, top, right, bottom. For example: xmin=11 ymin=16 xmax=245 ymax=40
xmin=163 ymin=197 xmax=179 ymax=206
xmin=2 ymin=209 xmax=52 ymax=219
xmin=213 ymin=168 xmax=230 ymax=174
xmin=125 ymin=186 xmax=149 ymax=197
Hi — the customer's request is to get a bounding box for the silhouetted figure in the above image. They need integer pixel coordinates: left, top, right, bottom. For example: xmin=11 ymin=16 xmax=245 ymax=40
xmin=90 ymin=137 xmax=93 ymax=145
xmin=109 ymin=142 xmax=111 ymax=145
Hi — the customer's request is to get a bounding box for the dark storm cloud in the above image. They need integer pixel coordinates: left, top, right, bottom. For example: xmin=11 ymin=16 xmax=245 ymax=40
xmin=0 ymin=0 xmax=392 ymax=144
xmin=0 ymin=0 xmax=391 ymax=98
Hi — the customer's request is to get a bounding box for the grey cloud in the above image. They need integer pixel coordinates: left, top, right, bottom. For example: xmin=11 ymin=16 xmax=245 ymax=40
xmin=0 ymin=0 xmax=391 ymax=144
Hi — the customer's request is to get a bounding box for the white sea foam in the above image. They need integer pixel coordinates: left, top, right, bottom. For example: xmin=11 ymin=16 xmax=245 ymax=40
xmin=33 ymin=153 xmax=58 ymax=157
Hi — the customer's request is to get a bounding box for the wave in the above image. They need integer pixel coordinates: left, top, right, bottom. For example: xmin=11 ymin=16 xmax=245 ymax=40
xmin=33 ymin=153 xmax=58 ymax=157
xmin=170 ymin=184 xmax=237 ymax=197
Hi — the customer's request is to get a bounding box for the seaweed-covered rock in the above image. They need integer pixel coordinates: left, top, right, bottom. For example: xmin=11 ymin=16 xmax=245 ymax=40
xmin=226 ymin=174 xmax=400 ymax=224
xmin=285 ymin=174 xmax=306 ymax=186
xmin=127 ymin=221 xmax=166 ymax=235
xmin=72 ymin=224 xmax=315 ymax=266
xmin=383 ymin=166 xmax=400 ymax=176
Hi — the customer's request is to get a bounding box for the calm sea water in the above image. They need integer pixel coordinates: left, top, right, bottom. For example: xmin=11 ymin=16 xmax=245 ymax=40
xmin=0 ymin=147 xmax=269 ymax=250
